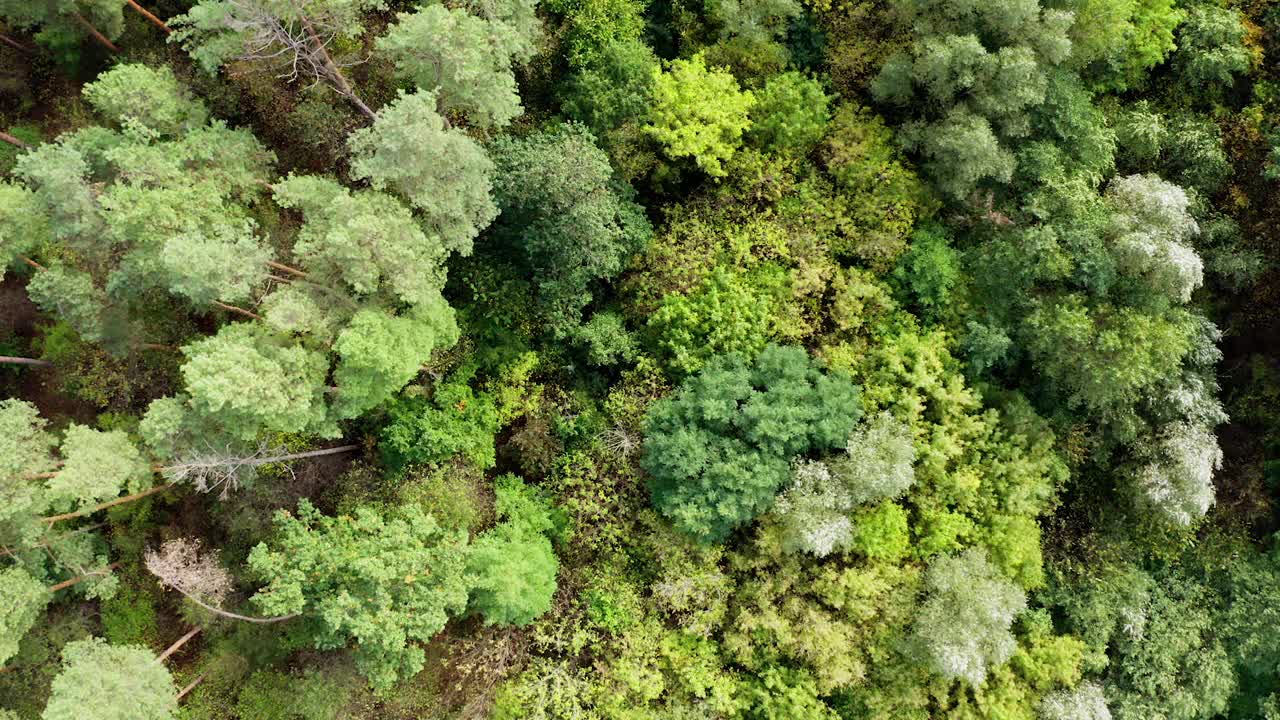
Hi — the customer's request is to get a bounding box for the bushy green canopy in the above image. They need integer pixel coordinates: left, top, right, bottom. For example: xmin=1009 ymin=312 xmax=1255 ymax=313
xmin=643 ymin=344 xmax=863 ymax=542
xmin=249 ymin=500 xmax=470 ymax=689
xmin=42 ymin=638 xmax=176 ymax=720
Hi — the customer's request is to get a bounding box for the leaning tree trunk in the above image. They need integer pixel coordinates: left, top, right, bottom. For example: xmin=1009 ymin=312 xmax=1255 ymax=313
xmin=71 ymin=13 xmax=120 ymax=53
xmin=47 ymin=562 xmax=121 ymax=592
xmin=123 ymin=0 xmax=171 ymax=34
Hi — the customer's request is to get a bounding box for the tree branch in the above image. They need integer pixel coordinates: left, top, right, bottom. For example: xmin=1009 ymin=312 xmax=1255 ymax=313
xmin=47 ymin=562 xmax=121 ymax=592
xmin=156 ymin=627 xmax=201 ymax=664
xmin=0 ymin=356 xmax=52 ymax=368
xmin=72 ymin=13 xmax=121 ymax=53
xmin=211 ymin=301 xmax=262 ymax=321
xmin=42 ymin=483 xmax=176 ymax=524
xmin=123 ymin=0 xmax=171 ymax=34
xmin=0 ymin=130 xmax=30 ymax=148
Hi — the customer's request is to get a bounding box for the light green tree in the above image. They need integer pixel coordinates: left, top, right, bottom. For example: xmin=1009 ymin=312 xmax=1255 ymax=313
xmin=331 ymin=304 xmax=459 ymax=419
xmin=467 ymin=475 xmax=561 ymax=625
xmin=0 ymin=567 xmax=49 ymax=666
xmin=248 ymin=500 xmax=470 ymax=689
xmin=271 ymin=174 xmax=449 ymax=308
xmin=348 ymin=90 xmax=497 ymax=256
xmin=42 ymin=638 xmax=176 ymax=720
xmin=646 ymin=53 xmax=756 ymax=177
xmin=748 ymin=72 xmax=830 ymax=156
xmin=377 ymin=0 xmax=541 ymax=128
xmin=179 ymin=323 xmax=334 ymax=442
xmin=45 ymin=425 xmax=152 ymax=513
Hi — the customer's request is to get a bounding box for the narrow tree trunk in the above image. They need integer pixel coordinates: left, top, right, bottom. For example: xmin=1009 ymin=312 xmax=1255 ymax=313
xmin=176 ymin=673 xmax=206 ymax=701
xmin=20 ymin=255 xmax=45 ymax=271
xmin=211 ymin=301 xmax=262 ymax=321
xmin=0 ymin=32 xmax=32 ymax=53
xmin=265 ymin=260 xmax=309 ymax=278
xmin=47 ymin=562 xmax=121 ymax=592
xmin=171 ymin=588 xmax=301 ymax=624
xmin=39 ymin=446 xmax=358 ymax=523
xmin=0 ymin=356 xmax=52 ymax=368
xmin=299 ymin=16 xmax=376 ymax=120
xmin=72 ymin=13 xmax=120 ymax=53
xmin=42 ymin=483 xmax=176 ymax=524
xmin=156 ymin=627 xmax=201 ymax=664
xmin=0 ymin=130 xmax=30 ymax=149
xmin=123 ymin=0 xmax=171 ymax=34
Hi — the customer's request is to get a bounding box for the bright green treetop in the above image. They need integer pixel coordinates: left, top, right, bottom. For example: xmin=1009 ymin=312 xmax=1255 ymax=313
xmin=646 ymin=53 xmax=756 ymax=177
xmin=45 ymin=425 xmax=152 ymax=513
xmin=248 ymin=499 xmax=470 ymax=689
xmin=180 ymin=323 xmax=335 ymax=442
xmin=467 ymin=475 xmax=562 ymax=626
xmin=0 ymin=566 xmax=49 ymax=666
xmin=331 ymin=303 xmax=459 ymax=419
xmin=42 ymin=638 xmax=176 ymax=720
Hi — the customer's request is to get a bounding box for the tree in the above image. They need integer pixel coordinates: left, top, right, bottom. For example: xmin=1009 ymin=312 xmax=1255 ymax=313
xmin=1040 ymin=682 xmax=1112 ymax=720
xmin=171 ymin=0 xmax=381 ymax=118
xmin=248 ymin=500 xmax=470 ymax=689
xmin=0 ymin=567 xmax=49 ymax=666
xmin=561 ymin=38 xmax=658 ymax=134
xmin=45 ymin=425 xmax=151 ymax=513
xmin=490 ymin=123 xmax=652 ymax=334
xmin=331 ymin=304 xmax=458 ymax=419
xmin=773 ymin=412 xmax=915 ymax=556
xmin=79 ymin=65 xmax=207 ymax=138
xmin=1105 ymin=174 xmax=1203 ymax=304
xmin=41 ymin=638 xmax=176 ymax=720
xmin=647 ymin=266 xmax=775 ymax=376
xmin=271 ymin=174 xmax=450 ymax=308
xmin=379 ymin=375 xmax=501 ymax=470
xmin=1132 ymin=422 xmax=1221 ymax=525
xmin=748 ymin=72 xmax=831 ymax=156
xmin=178 ymin=323 xmax=334 ymax=442
xmin=347 ymin=90 xmax=497 ymax=256
xmin=1065 ymin=0 xmax=1183 ymax=91
xmin=645 ymin=53 xmax=756 ymax=177
xmin=0 ymin=399 xmax=56 ymax=537
xmin=871 ymin=0 xmax=1073 ymax=198
xmin=1173 ymin=5 xmax=1251 ymax=96
xmin=467 ymin=475 xmax=561 ymax=625
xmin=376 ymin=0 xmax=541 ymax=128
xmin=4 ymin=65 xmax=276 ymax=348
xmin=911 ymin=548 xmax=1026 ymax=686
xmin=642 ymin=345 xmax=863 ymax=542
